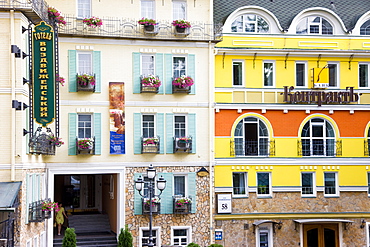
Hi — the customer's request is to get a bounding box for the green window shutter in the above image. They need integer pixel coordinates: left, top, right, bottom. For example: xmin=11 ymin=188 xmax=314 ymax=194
xmin=188 ymin=172 xmax=196 ymax=213
xmin=68 ymin=50 xmax=77 ymax=92
xmin=93 ymin=51 xmax=101 ymax=93
xmin=68 ymin=113 xmax=77 ymax=155
xmin=32 ymin=174 xmax=36 ymax=202
xmin=156 ymin=53 xmax=164 ymax=94
xmin=157 ymin=113 xmax=164 ymax=154
xmin=188 ymin=113 xmax=196 ymax=153
xmin=158 ymin=172 xmax=173 ymax=214
xmin=133 ymin=113 xmax=142 ymax=154
xmin=188 ymin=54 xmax=196 ymax=95
xmin=166 ymin=113 xmax=174 ymax=153
xmin=134 ymin=173 xmax=143 ymax=215
xmin=133 ymin=52 xmax=141 ymax=94
xmin=165 ymin=54 xmax=173 ymax=94
xmin=94 ymin=113 xmax=102 ymax=155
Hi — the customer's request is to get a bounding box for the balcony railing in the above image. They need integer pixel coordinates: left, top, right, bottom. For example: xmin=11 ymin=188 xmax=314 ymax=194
xmin=173 ymin=137 xmax=192 ymax=153
xmin=0 ymin=0 xmax=48 ymax=23
xmin=28 ymin=199 xmax=52 ymax=223
xmin=298 ymin=140 xmax=342 ymax=157
xmin=29 ymin=127 xmax=57 ymax=155
xmin=141 ymin=137 xmax=160 ymax=154
xmin=230 ymin=139 xmax=275 ymax=157
xmin=58 ymin=15 xmax=222 ymax=41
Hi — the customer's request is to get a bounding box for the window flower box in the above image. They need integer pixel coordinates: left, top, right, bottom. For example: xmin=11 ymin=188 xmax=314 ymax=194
xmin=76 ymin=137 xmax=95 ymax=155
xmin=77 ymin=74 xmax=95 ymax=92
xmin=174 ymin=136 xmax=192 ymax=153
xmin=138 ymin=18 xmax=158 ymax=34
xmin=140 ymin=75 xmax=161 ymax=93
xmin=142 ymin=137 xmax=160 ymax=154
xmin=83 ymin=16 xmax=103 ymax=28
xmin=172 ymin=19 xmax=191 ymax=36
xmin=173 ymin=196 xmax=192 ymax=214
xmin=172 ymin=76 xmax=193 ymax=93
xmin=142 ymin=197 xmax=160 ymax=214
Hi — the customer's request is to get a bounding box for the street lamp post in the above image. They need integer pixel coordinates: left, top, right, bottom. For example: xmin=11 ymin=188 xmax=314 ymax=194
xmin=135 ymin=164 xmax=167 ymax=247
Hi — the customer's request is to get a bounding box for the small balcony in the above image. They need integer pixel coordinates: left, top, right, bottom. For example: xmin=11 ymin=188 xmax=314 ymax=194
xmin=142 ymin=198 xmax=160 ymax=215
xmin=298 ymin=139 xmax=342 ymax=157
xmin=76 ymin=74 xmax=96 ymax=92
xmin=76 ymin=137 xmax=95 ymax=155
xmin=173 ymin=137 xmax=192 ymax=153
xmin=28 ymin=127 xmax=61 ymax=155
xmin=0 ymin=0 xmax=48 ymax=24
xmin=173 ymin=196 xmax=192 ymax=214
xmin=230 ymin=139 xmax=275 ymax=157
xmin=28 ymin=199 xmax=52 ymax=223
xmin=141 ymin=137 xmax=160 ymax=154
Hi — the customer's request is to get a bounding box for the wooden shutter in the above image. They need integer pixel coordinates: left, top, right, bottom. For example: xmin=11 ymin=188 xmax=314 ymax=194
xmin=93 ymin=51 xmax=101 ymax=93
xmin=68 ymin=50 xmax=77 ymax=92
xmin=94 ymin=113 xmax=102 ymax=155
xmin=133 ymin=52 xmax=141 ymax=94
xmin=68 ymin=113 xmax=77 ymax=155
xmin=188 ymin=54 xmax=195 ymax=95
xmin=188 ymin=113 xmax=196 ymax=153
xmin=133 ymin=113 xmax=142 ymax=154
xmin=166 ymin=113 xmax=174 ymax=153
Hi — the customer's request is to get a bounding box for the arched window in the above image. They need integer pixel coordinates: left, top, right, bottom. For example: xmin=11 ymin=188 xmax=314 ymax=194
xmin=296 ymin=16 xmax=333 ymax=35
xmin=301 ymin=118 xmax=335 ymax=156
xmin=360 ymin=20 xmax=370 ymax=35
xmin=234 ymin=117 xmax=270 ymax=156
xmin=231 ymin=14 xmax=269 ymax=33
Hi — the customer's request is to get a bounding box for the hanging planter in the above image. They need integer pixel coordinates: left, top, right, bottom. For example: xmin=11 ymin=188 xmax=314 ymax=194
xmin=172 ymin=19 xmax=191 ymax=34
xmin=138 ymin=18 xmax=158 ymax=33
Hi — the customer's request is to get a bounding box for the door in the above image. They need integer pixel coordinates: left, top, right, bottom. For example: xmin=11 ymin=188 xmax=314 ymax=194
xmin=245 ymin=122 xmax=258 ymax=155
xmin=303 ymin=224 xmax=338 ymax=247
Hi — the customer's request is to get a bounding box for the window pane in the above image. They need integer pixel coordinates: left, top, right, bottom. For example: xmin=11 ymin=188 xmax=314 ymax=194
xmin=174 ymin=176 xmax=185 ymax=196
xmin=141 ymin=0 xmax=155 ymax=19
xmin=142 ymin=55 xmax=155 ymax=76
xmin=324 ymin=173 xmax=336 ymax=194
xmin=173 ymin=1 xmax=186 ymax=20
xmin=78 ymin=114 xmax=92 ymax=138
xmin=77 ymin=0 xmax=90 ymax=18
xmin=296 ymin=63 xmax=305 ymax=86
xmin=233 ymin=62 xmax=243 ymax=86
xmin=78 ymin=53 xmax=92 ymax=75
xmin=173 ymin=57 xmax=186 ymax=78
xmin=328 ymin=64 xmax=337 ymax=87
xmin=312 ymin=125 xmax=323 ymax=137
xmin=233 ymin=172 xmax=246 ymax=195
xmin=142 ymin=115 xmax=155 ymax=138
xmin=302 ymin=173 xmax=313 ymax=194
xmin=263 ymin=63 xmax=273 ymax=86
xmin=174 ymin=116 xmax=186 ymax=137
xmin=360 ymin=19 xmax=370 ymax=35
xmin=359 ymin=64 xmax=368 ymax=87
xmin=257 ymin=173 xmax=269 ymax=194
xmin=231 ymin=16 xmax=243 ymax=32
xmin=322 ymin=19 xmax=333 ymax=35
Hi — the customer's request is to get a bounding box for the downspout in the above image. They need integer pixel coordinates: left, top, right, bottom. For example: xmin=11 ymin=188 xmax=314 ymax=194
xmin=10 ymin=10 xmax=16 ymax=181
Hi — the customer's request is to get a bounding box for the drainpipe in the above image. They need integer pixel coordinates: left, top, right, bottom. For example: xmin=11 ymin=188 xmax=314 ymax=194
xmin=10 ymin=10 xmax=16 ymax=181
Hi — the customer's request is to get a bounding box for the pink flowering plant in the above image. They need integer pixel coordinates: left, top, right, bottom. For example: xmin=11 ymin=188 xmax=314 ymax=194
xmin=48 ymin=135 xmax=64 ymax=147
xmin=77 ymin=74 xmax=95 ymax=86
xmin=56 ymin=74 xmax=65 ymax=86
xmin=145 ymin=197 xmax=161 ymax=206
xmin=143 ymin=137 xmax=159 ymax=145
xmin=178 ymin=137 xmax=191 ymax=142
xmin=77 ymin=138 xmax=93 ymax=149
xmin=172 ymin=19 xmax=191 ymax=28
xmin=83 ymin=16 xmax=103 ymax=28
xmin=172 ymin=75 xmax=194 ymax=88
xmin=141 ymin=75 xmax=161 ymax=88
xmin=48 ymin=7 xmax=66 ymax=25
xmin=175 ymin=197 xmax=192 ymax=207
xmin=41 ymin=201 xmax=58 ymax=211
xmin=138 ymin=18 xmax=157 ymax=26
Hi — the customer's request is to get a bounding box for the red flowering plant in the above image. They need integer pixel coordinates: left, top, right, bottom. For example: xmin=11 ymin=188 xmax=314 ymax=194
xmin=48 ymin=135 xmax=64 ymax=147
xmin=141 ymin=75 xmax=161 ymax=88
xmin=56 ymin=74 xmax=65 ymax=86
xmin=77 ymin=74 xmax=95 ymax=86
xmin=145 ymin=197 xmax=161 ymax=206
xmin=41 ymin=201 xmax=58 ymax=212
xmin=83 ymin=16 xmax=103 ymax=28
xmin=178 ymin=137 xmax=191 ymax=142
xmin=138 ymin=18 xmax=158 ymax=26
xmin=77 ymin=138 xmax=93 ymax=149
xmin=175 ymin=197 xmax=192 ymax=207
xmin=143 ymin=137 xmax=159 ymax=145
xmin=172 ymin=19 xmax=191 ymax=28
xmin=48 ymin=7 xmax=66 ymax=26
xmin=172 ymin=75 xmax=194 ymax=88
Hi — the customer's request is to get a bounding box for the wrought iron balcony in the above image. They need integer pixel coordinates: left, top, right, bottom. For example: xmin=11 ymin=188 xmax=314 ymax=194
xmin=29 ymin=127 xmax=59 ymax=155
xmin=230 ymin=139 xmax=275 ymax=157
xmin=173 ymin=137 xmax=192 ymax=153
xmin=0 ymin=0 xmax=48 ymax=24
xmin=297 ymin=139 xmax=342 ymax=157
xmin=141 ymin=137 xmax=160 ymax=154
xmin=173 ymin=196 xmax=192 ymax=214
xmin=76 ymin=137 xmax=95 ymax=155
xmin=28 ymin=199 xmax=52 ymax=223
xmin=58 ymin=15 xmax=222 ymax=42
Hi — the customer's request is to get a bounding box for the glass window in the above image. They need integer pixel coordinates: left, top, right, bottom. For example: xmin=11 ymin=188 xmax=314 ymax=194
xmin=256 ymin=224 xmax=272 ymax=247
xmin=77 ymin=0 xmax=91 ymax=18
xmin=360 ymin=20 xmax=370 ymax=35
xmin=301 ymin=118 xmax=335 ymax=157
xmin=301 ymin=173 xmax=315 ymax=196
xmin=174 ymin=116 xmax=186 ymax=138
xmin=231 ymin=14 xmax=269 ymax=33
xmin=173 ymin=0 xmax=186 ymax=20
xmin=367 ymin=172 xmax=370 ymax=195
xmin=324 ymin=172 xmax=337 ymax=196
xmin=296 ymin=16 xmax=333 ymax=35
xmin=141 ymin=229 xmax=158 ymax=247
xmin=263 ymin=61 xmax=274 ymax=87
xmin=78 ymin=52 xmax=92 ymax=75
xmin=174 ymin=175 xmax=186 ymax=196
xmin=296 ymin=62 xmax=307 ymax=87
xmin=328 ymin=63 xmax=338 ymax=87
xmin=233 ymin=61 xmax=243 ymax=86
xmin=233 ymin=172 xmax=247 ymax=196
xmin=173 ymin=57 xmax=186 ymax=78
xmin=257 ymin=172 xmax=271 ymax=196
xmin=78 ymin=114 xmax=92 ymax=138
xmin=141 ymin=0 xmax=155 ymax=19
xmin=359 ymin=64 xmax=369 ymax=88
xmin=171 ymin=227 xmax=191 ymax=246
xmin=142 ymin=115 xmax=155 ymax=138
xmin=141 ymin=55 xmax=155 ymax=76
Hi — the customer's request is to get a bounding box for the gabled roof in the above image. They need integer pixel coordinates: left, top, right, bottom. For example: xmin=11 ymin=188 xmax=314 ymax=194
xmin=214 ymin=0 xmax=370 ymax=31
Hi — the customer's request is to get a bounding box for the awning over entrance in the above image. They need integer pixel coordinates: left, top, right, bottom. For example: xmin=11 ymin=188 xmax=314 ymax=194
xmin=253 ymin=220 xmax=280 ymax=226
xmin=0 ymin=182 xmax=21 ymax=211
xmin=294 ymin=219 xmax=354 ymax=224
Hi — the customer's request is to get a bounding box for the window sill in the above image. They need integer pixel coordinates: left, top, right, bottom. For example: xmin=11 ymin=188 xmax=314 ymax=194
xmin=323 ymin=195 xmax=339 ymax=198
xmin=232 ymin=195 xmax=249 ymax=199
xmin=257 ymin=195 xmax=272 ymax=199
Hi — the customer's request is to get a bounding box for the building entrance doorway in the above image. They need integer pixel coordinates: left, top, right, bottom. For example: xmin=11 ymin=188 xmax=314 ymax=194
xmin=303 ymin=224 xmax=338 ymax=247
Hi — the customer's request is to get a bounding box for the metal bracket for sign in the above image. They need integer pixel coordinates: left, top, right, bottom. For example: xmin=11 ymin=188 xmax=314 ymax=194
xmin=27 ymin=21 xmax=33 ymax=140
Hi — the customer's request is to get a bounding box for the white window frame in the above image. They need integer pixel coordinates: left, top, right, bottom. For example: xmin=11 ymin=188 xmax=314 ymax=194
xmin=295 ymin=61 xmax=307 ymax=87
xmin=232 ymin=60 xmax=244 ymax=87
xmin=33 ymin=235 xmax=39 ymax=247
xmin=142 ymin=114 xmax=156 ymax=138
xmin=172 ymin=0 xmax=187 ymax=20
xmin=257 ymin=172 xmax=272 ymax=198
xmin=174 ymin=115 xmax=187 ymax=138
xmin=173 ymin=174 xmax=188 ymax=197
xmin=77 ymin=51 xmax=93 ymax=75
xmin=141 ymin=0 xmax=155 ymax=20
xmin=359 ymin=63 xmax=370 ymax=88
xmin=77 ymin=0 xmax=91 ymax=19
xmin=139 ymin=226 xmax=161 ymax=247
xmin=231 ymin=14 xmax=270 ymax=33
xmin=141 ymin=54 xmax=155 ymax=77
xmin=366 ymin=222 xmax=370 ymax=246
xmin=171 ymin=226 xmax=192 ymax=246
xmin=255 ymin=223 xmax=273 ymax=247
xmin=173 ymin=56 xmax=187 ymax=79
xmin=40 ymin=231 xmax=46 ymax=247
xmin=232 ymin=172 xmax=248 ymax=197
xmin=360 ymin=20 xmax=370 ymax=35
xmin=77 ymin=114 xmax=93 ymax=139
xmin=296 ymin=16 xmax=333 ymax=35
xmin=263 ymin=61 xmax=275 ymax=87
xmin=327 ymin=62 xmax=339 ymax=88
xmin=367 ymin=172 xmax=370 ymax=196
xmin=26 ymin=238 xmax=32 ymax=247
xmin=324 ymin=172 xmax=339 ymax=197
xmin=301 ymin=172 xmax=316 ymax=197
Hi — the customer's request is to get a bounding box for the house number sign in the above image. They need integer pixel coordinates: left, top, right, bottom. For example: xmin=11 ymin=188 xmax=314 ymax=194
xmin=32 ymin=21 xmax=55 ymax=127
xmin=217 ymin=194 xmax=232 ymax=213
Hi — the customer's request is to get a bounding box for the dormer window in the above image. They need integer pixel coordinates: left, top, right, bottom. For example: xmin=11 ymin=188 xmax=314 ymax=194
xmin=296 ymin=16 xmax=333 ymax=35
xmin=231 ymin=14 xmax=269 ymax=33
xmin=360 ymin=20 xmax=370 ymax=35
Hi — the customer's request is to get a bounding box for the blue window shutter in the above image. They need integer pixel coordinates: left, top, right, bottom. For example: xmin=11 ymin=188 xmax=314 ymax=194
xmin=93 ymin=51 xmax=101 ymax=93
xmin=94 ymin=113 xmax=102 ymax=155
xmin=68 ymin=113 xmax=77 ymax=155
xmin=25 ymin=174 xmax=29 ymax=224
xmin=133 ymin=53 xmax=141 ymax=94
xmin=157 ymin=113 xmax=165 ymax=154
xmin=68 ymin=50 xmax=77 ymax=92
xmin=188 ymin=54 xmax=196 ymax=95
xmin=158 ymin=172 xmax=173 ymax=214
xmin=165 ymin=54 xmax=172 ymax=94
xmin=188 ymin=172 xmax=196 ymax=213
xmin=133 ymin=113 xmax=142 ymax=154
xmin=156 ymin=53 xmax=164 ymax=94
xmin=166 ymin=113 xmax=174 ymax=153
xmin=188 ymin=113 xmax=196 ymax=153
xmin=134 ymin=173 xmax=143 ymax=215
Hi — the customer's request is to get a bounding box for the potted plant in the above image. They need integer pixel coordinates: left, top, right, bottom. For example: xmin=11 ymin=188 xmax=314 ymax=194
xmin=83 ymin=16 xmax=103 ymax=28
xmin=138 ymin=18 xmax=158 ymax=32
xmin=178 ymin=137 xmax=191 ymax=143
xmin=141 ymin=75 xmax=161 ymax=92
xmin=48 ymin=134 xmax=64 ymax=147
xmin=77 ymin=138 xmax=94 ymax=150
xmin=172 ymin=75 xmax=194 ymax=92
xmin=175 ymin=197 xmax=192 ymax=208
xmin=143 ymin=197 xmax=161 ymax=213
xmin=56 ymin=74 xmax=65 ymax=86
xmin=48 ymin=7 xmax=66 ymax=26
xmin=77 ymin=74 xmax=95 ymax=87
xmin=143 ymin=137 xmax=159 ymax=145
xmin=172 ymin=19 xmax=191 ymax=33
xmin=41 ymin=201 xmax=58 ymax=212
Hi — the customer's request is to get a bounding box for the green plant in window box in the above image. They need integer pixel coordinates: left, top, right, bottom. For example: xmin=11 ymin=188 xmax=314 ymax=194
xmin=77 ymin=138 xmax=93 ymax=149
xmin=77 ymin=74 xmax=95 ymax=87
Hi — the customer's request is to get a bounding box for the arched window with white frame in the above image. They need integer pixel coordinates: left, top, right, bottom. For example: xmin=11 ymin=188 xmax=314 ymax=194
xmin=360 ymin=19 xmax=370 ymax=35
xmin=231 ymin=14 xmax=269 ymax=33
xmin=296 ymin=16 xmax=333 ymax=35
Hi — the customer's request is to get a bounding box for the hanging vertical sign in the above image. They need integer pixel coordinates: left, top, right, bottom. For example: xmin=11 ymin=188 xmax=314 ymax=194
xmin=32 ymin=21 xmax=55 ymax=127
xmin=109 ymin=82 xmax=125 ymax=154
